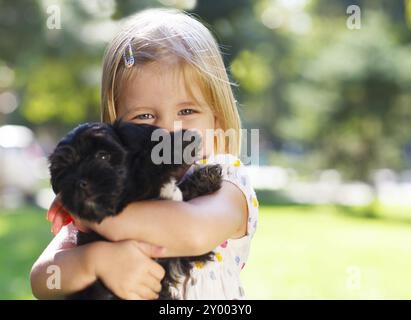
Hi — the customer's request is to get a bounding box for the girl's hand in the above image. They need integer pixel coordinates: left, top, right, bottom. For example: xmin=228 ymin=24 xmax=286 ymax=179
xmin=47 ymin=197 xmax=167 ymax=299
xmin=91 ymin=240 xmax=166 ymax=300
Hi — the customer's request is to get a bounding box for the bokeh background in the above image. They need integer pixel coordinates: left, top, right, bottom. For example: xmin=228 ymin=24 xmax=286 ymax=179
xmin=1 ymin=0 xmax=411 ymax=299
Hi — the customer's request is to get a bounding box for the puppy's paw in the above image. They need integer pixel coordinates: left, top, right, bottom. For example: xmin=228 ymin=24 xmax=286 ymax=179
xmin=179 ymin=164 xmax=223 ymax=200
xmin=204 ymin=164 xmax=223 ymax=189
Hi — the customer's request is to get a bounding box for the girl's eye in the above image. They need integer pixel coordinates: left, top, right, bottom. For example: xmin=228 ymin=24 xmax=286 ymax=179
xmin=134 ymin=114 xmax=154 ymax=120
xmin=95 ymin=151 xmax=110 ymax=161
xmin=178 ymin=108 xmax=197 ymax=116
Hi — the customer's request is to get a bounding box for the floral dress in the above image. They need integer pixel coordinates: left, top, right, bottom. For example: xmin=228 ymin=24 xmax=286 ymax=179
xmin=170 ymin=153 xmax=259 ymax=299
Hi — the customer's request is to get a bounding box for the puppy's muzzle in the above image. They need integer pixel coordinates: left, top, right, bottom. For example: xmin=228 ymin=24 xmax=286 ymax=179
xmin=78 ymin=179 xmax=93 ymax=197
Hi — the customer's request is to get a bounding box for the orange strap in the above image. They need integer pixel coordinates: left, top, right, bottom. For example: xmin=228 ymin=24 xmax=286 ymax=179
xmin=46 ymin=196 xmax=73 ymax=235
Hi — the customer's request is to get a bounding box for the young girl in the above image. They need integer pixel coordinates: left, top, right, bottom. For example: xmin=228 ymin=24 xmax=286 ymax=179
xmin=30 ymin=8 xmax=258 ymax=300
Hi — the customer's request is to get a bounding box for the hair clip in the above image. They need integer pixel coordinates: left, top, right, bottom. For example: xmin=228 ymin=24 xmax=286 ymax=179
xmin=123 ymin=42 xmax=135 ymax=68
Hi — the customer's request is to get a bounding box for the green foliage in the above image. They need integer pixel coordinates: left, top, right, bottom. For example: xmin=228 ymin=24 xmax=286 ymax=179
xmin=285 ymin=13 xmax=411 ymax=180
xmin=21 ymin=59 xmax=100 ymax=125
xmin=231 ymin=50 xmax=273 ymax=93
xmin=0 ymin=0 xmax=410 ymax=180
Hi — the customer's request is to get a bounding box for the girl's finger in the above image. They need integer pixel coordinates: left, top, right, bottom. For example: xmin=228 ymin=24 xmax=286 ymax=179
xmin=134 ymin=285 xmax=159 ymax=300
xmin=123 ymin=292 xmax=143 ymax=300
xmin=142 ymin=274 xmax=162 ymax=294
xmin=136 ymin=241 xmax=166 ymax=258
xmin=147 ymin=260 xmax=166 ymax=281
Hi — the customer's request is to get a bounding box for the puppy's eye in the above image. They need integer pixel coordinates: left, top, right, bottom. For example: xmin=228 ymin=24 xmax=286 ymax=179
xmin=95 ymin=151 xmax=111 ymax=161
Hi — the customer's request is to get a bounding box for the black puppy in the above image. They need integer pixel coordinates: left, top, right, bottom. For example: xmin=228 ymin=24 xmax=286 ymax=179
xmin=48 ymin=120 xmax=222 ymax=299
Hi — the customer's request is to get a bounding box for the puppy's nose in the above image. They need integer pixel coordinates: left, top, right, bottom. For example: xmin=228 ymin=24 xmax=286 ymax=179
xmin=78 ymin=179 xmax=88 ymax=190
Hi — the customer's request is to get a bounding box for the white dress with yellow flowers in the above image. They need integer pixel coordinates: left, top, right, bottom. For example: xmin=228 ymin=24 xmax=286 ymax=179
xmin=170 ymin=153 xmax=259 ymax=300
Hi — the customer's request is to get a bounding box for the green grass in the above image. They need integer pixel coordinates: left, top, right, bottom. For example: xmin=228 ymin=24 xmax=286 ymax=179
xmin=241 ymin=205 xmax=411 ymax=299
xmin=0 ymin=206 xmax=52 ymax=299
xmin=1 ymin=204 xmax=411 ymax=299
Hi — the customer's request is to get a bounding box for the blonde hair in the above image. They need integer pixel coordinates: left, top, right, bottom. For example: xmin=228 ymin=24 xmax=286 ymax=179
xmin=101 ymin=8 xmax=241 ymax=155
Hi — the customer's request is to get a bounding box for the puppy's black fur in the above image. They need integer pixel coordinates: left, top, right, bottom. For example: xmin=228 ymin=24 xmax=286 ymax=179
xmin=48 ymin=120 xmax=222 ymax=300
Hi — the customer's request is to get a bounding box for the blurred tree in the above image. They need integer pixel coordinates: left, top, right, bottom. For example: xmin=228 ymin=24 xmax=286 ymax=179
xmin=0 ymin=0 xmax=410 ymax=183
xmin=282 ymin=12 xmax=411 ymax=181
xmin=228 ymin=0 xmax=411 ymax=179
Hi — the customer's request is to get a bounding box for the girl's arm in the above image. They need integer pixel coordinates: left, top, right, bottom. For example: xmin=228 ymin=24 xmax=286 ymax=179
xmin=30 ymin=224 xmax=97 ymax=299
xmin=30 ymin=224 xmax=166 ymax=300
xmin=85 ymin=181 xmax=248 ymax=257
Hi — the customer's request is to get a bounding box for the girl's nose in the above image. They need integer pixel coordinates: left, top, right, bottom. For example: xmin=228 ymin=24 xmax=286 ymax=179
xmin=156 ymin=117 xmax=181 ymax=133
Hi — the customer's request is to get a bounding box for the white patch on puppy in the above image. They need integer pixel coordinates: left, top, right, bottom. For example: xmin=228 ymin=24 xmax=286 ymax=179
xmin=159 ymin=177 xmax=183 ymax=201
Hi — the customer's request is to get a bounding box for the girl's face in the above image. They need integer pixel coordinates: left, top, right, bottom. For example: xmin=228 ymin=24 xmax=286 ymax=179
xmin=117 ymin=61 xmax=217 ymax=158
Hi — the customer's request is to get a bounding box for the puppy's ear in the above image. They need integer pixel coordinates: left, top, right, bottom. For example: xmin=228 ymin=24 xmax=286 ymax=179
xmin=48 ymin=159 xmax=61 ymax=194
xmin=48 ymin=144 xmax=76 ymax=194
xmin=47 ymin=124 xmax=91 ymax=195
xmin=112 ymin=119 xmax=161 ymax=151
